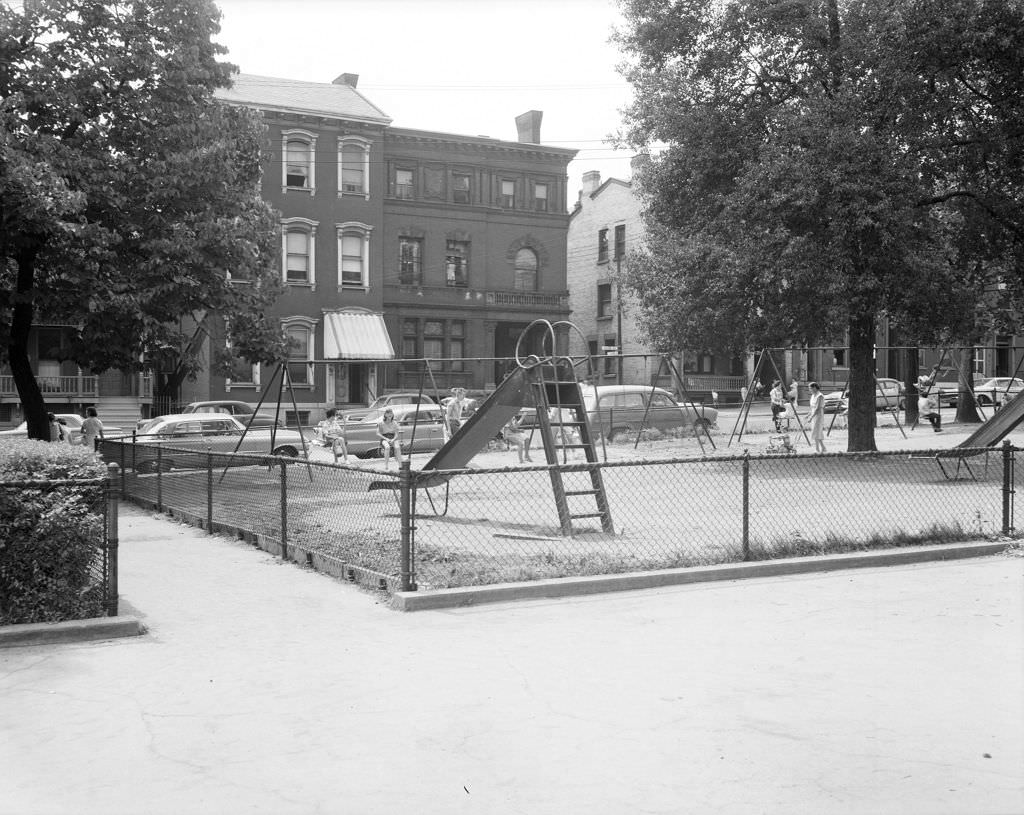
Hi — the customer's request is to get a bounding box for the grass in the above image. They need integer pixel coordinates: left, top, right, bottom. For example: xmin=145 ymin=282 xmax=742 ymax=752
xmin=405 ymin=520 xmax=1002 ymax=589
xmin=115 ymin=440 xmax=1022 ymax=595
xmin=751 ymin=521 xmax=983 ymax=561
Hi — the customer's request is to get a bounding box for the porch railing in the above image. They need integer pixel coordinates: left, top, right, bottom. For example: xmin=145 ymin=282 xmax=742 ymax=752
xmin=0 ymin=375 xmax=98 ymax=398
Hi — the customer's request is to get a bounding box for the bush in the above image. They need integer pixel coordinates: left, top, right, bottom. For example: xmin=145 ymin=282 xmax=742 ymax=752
xmin=0 ymin=440 xmax=110 ymax=625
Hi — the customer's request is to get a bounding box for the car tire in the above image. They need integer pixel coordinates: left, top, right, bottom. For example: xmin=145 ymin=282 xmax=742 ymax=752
xmin=136 ymin=460 xmax=156 ymax=475
xmin=693 ymin=418 xmax=713 ymax=432
xmin=977 ymin=395 xmax=991 ymax=406
xmin=273 ymin=446 xmax=298 ymax=458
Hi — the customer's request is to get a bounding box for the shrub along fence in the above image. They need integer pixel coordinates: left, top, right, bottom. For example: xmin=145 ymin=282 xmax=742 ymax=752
xmin=100 ymin=437 xmax=1019 ymax=596
xmin=0 ymin=469 xmax=120 ymax=625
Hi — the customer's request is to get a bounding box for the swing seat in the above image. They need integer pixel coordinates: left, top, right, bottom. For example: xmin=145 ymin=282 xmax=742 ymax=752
xmin=368 ymin=473 xmax=453 ymax=516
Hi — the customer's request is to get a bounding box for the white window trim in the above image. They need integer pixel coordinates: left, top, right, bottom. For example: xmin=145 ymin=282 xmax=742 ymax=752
xmin=281 ymin=128 xmax=317 ymax=196
xmin=336 ymin=221 xmax=373 ymax=291
xmin=281 ymin=316 xmax=318 ymax=388
xmin=337 ymin=136 xmax=371 ymax=200
xmin=223 ymin=322 xmax=262 ymax=391
xmin=281 ymin=217 xmax=318 ymax=291
xmin=224 ymin=345 xmax=261 ymax=393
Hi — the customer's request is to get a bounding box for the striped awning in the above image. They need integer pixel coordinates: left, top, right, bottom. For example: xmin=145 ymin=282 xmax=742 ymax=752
xmin=323 ymin=312 xmax=395 ymax=360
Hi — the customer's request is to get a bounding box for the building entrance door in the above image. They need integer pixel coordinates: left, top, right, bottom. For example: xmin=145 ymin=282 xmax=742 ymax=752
xmin=493 ymin=322 xmax=534 ymax=383
xmin=332 ymin=363 xmax=370 ymax=405
xmin=348 ymin=364 xmax=368 ymax=403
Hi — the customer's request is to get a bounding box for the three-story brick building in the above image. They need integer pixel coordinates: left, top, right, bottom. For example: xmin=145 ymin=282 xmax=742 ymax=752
xmin=208 ymin=73 xmax=576 ymax=423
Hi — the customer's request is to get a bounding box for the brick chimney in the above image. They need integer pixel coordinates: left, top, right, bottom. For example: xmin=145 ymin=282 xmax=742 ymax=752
xmin=332 ymin=73 xmax=359 ymax=88
xmin=515 ymin=110 xmax=543 ymax=144
xmin=581 ymin=170 xmax=602 ymax=196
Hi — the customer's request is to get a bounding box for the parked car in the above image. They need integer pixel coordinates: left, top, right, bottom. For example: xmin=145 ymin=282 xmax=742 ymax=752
xmin=176 ymin=400 xmax=283 ymax=429
xmin=823 ymin=378 xmax=905 ymax=414
xmin=343 ymin=392 xmax=438 ymax=424
xmin=343 ymin=404 xmax=448 ymax=458
xmin=0 ymin=413 xmax=122 ymax=444
xmin=972 ymin=377 xmax=1024 ymax=406
xmin=936 ymin=380 xmax=994 ymax=408
xmin=128 ymin=414 xmax=307 ymax=472
xmin=581 ymin=385 xmax=718 ymax=440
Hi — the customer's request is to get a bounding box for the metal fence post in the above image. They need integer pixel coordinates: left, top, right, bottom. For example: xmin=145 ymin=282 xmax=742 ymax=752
xmin=742 ymin=451 xmax=750 ymax=561
xmin=1002 ymin=440 xmax=1015 ymax=535
xmin=106 ymin=463 xmax=120 ymax=617
xmin=399 ymin=458 xmax=414 ymax=591
xmin=119 ymin=440 xmax=126 ymax=498
xmin=155 ymin=445 xmax=163 ymax=512
xmin=280 ymin=458 xmax=288 ymax=561
xmin=206 ymin=448 xmax=214 ymax=532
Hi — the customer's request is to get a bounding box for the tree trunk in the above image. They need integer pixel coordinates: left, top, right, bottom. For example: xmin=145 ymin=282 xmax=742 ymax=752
xmin=904 ymin=348 xmax=920 ymax=425
xmin=847 ymin=311 xmax=877 ymax=452
xmin=955 ymin=346 xmax=982 ymax=423
xmin=8 ymin=248 xmax=48 ymax=440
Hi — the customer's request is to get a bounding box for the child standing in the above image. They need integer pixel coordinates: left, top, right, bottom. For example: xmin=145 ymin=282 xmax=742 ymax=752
xmin=503 ymin=412 xmax=532 ymax=463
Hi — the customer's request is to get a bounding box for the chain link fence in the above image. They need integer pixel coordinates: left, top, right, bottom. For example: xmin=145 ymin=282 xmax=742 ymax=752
xmin=406 ymin=445 xmax=1015 ymax=589
xmin=102 ymin=436 xmax=1018 ymax=597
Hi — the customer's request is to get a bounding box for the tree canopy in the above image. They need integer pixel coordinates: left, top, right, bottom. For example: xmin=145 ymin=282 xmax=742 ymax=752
xmin=0 ymin=0 xmax=285 ymax=439
xmin=615 ymin=0 xmax=1024 ymax=450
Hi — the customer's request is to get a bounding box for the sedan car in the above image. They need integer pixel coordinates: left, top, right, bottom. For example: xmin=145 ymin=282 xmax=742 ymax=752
xmin=0 ymin=413 xmax=122 ymax=444
xmin=342 ymin=404 xmax=448 ymax=459
xmin=342 ymin=393 xmax=438 ymax=424
xmin=127 ymin=414 xmax=308 ymax=472
xmin=972 ymin=377 xmax=1024 ymax=406
xmin=178 ymin=400 xmax=282 ymax=429
xmin=823 ymin=378 xmax=905 ymax=413
xmin=581 ymin=385 xmax=718 ymax=440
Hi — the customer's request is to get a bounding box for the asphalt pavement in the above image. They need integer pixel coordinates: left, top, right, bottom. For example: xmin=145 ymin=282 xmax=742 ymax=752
xmin=1 ymin=505 xmax=1022 ymax=815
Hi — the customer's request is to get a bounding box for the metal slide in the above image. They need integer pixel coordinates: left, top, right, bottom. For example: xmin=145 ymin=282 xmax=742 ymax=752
xmin=420 ymin=363 xmax=533 ymax=473
xmin=918 ymin=394 xmax=1024 ymax=480
xmin=951 ymin=393 xmax=1024 ymax=450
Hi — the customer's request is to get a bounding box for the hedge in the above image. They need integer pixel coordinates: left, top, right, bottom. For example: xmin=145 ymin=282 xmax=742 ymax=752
xmin=0 ymin=440 xmax=110 ymax=625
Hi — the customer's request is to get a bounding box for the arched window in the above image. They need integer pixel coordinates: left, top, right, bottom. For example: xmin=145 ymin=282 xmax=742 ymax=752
xmin=338 ymin=137 xmax=370 ymax=198
xmin=514 ymin=247 xmax=538 ymax=291
xmin=336 ymin=222 xmax=373 ymax=289
xmin=280 ymin=218 xmax=318 ymax=289
xmin=281 ymin=129 xmax=317 ymax=194
xmin=282 ymin=318 xmax=316 ymax=387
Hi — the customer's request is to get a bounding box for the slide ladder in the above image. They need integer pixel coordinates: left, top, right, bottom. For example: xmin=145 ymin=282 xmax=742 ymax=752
xmin=530 ymin=361 xmax=614 ymax=536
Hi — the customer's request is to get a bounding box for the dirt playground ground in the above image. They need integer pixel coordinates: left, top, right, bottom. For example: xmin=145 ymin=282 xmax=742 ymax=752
xmin=114 ymin=415 xmax=1024 ymax=589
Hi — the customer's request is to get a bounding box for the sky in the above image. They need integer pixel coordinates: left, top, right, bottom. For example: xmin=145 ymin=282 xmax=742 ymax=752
xmin=213 ymin=0 xmax=637 ymax=201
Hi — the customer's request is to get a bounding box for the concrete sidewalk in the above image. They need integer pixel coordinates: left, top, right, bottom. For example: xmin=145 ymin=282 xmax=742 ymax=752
xmin=1 ymin=505 xmax=1022 ymax=815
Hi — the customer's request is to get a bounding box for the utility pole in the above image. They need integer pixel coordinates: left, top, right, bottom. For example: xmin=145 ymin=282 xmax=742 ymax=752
xmin=615 ymin=255 xmax=623 ymax=385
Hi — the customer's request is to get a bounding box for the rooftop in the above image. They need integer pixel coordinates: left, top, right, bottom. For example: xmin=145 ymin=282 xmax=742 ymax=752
xmin=214 ymin=73 xmax=392 ymax=125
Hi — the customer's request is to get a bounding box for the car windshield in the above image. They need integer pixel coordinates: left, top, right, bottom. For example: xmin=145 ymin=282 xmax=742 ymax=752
xmin=138 ymin=419 xmax=165 ymax=434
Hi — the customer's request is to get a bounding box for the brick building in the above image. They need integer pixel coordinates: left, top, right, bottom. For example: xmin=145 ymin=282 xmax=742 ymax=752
xmin=381 ymin=113 xmax=576 ymax=393
xmin=566 ymin=170 xmax=745 ymax=400
xmin=205 ymin=73 xmax=576 ymax=423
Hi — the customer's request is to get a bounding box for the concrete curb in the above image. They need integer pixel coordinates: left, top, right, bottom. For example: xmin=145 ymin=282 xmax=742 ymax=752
xmin=392 ymin=540 xmax=1012 ymax=611
xmin=0 ymin=615 xmax=146 ymax=648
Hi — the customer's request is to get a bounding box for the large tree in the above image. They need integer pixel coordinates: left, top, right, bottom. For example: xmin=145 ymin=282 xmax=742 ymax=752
xmin=615 ymin=0 xmax=1024 ymax=450
xmin=0 ymin=0 xmax=285 ymax=440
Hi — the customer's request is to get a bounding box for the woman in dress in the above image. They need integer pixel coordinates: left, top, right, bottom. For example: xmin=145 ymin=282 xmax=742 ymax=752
xmin=81 ymin=406 xmax=104 ymax=453
xmin=806 ymin=381 xmax=826 ymax=453
xmin=376 ymin=408 xmax=403 ymax=468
